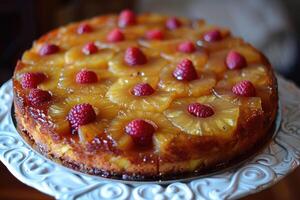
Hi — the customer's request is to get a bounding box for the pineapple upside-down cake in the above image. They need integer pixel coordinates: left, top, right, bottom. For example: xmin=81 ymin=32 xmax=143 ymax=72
xmin=13 ymin=10 xmax=278 ymax=180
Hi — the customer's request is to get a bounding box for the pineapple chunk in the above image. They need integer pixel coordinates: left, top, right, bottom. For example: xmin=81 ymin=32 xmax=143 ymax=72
xmin=78 ymin=121 xmax=107 ymax=143
xmin=106 ymin=77 xmax=174 ymax=112
xmin=65 ymin=44 xmax=115 ymax=68
xmin=108 ymin=51 xmax=168 ymax=77
xmin=164 ymin=95 xmax=239 ymax=137
xmin=65 ymin=94 xmax=120 ymax=120
xmin=22 ymin=48 xmax=65 ymax=67
xmin=159 ymin=66 xmax=216 ymax=98
xmin=58 ymin=65 xmax=116 ymax=95
xmin=161 ymin=50 xmax=208 ymax=70
xmin=15 ymin=64 xmax=62 ymax=92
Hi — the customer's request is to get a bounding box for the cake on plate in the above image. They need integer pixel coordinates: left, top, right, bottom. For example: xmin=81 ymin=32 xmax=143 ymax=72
xmin=13 ymin=10 xmax=278 ymax=180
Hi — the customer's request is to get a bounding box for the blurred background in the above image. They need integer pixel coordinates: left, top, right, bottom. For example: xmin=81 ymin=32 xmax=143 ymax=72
xmin=0 ymin=0 xmax=300 ymax=199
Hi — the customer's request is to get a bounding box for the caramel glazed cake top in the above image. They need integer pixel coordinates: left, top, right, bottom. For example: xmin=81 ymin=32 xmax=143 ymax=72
xmin=13 ymin=10 xmax=278 ymax=180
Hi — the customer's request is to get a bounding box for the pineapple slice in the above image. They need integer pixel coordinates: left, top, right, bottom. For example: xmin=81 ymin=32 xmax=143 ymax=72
xmin=48 ymin=100 xmax=71 ymax=136
xmin=204 ymin=45 xmax=262 ymax=76
xmin=161 ymin=49 xmax=208 ymax=69
xmin=139 ymin=38 xmax=183 ymax=54
xmin=97 ymin=40 xmax=139 ymax=52
xmin=64 ymin=43 xmax=115 ymax=68
xmin=106 ymin=77 xmax=174 ymax=112
xmin=164 ymin=95 xmax=239 ymax=137
xmin=77 ymin=121 xmax=107 ymax=143
xmin=107 ymin=111 xmax=180 ymax=150
xmin=15 ymin=64 xmax=62 ymax=92
xmin=58 ymin=65 xmax=116 ymax=95
xmin=45 ymin=25 xmax=113 ymax=49
xmin=159 ymin=66 xmax=216 ymax=98
xmin=22 ymin=45 xmax=65 ymax=67
xmin=214 ymin=64 xmax=271 ymax=115
xmin=197 ymin=37 xmax=244 ymax=52
xmin=204 ymin=50 xmax=228 ymax=76
xmin=65 ymin=94 xmax=120 ymax=120
xmin=137 ymin=13 xmax=168 ymax=26
xmin=108 ymin=50 xmax=168 ymax=77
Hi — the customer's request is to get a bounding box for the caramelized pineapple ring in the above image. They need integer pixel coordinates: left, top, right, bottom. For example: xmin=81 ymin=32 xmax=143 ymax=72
xmin=214 ymin=64 xmax=272 ymax=112
xmin=15 ymin=64 xmax=62 ymax=92
xmin=65 ymin=44 xmax=115 ymax=68
xmin=159 ymin=66 xmax=216 ymax=97
xmin=164 ymin=95 xmax=239 ymax=137
xmin=161 ymin=49 xmax=208 ymax=69
xmin=204 ymin=46 xmax=262 ymax=76
xmin=97 ymin=40 xmax=139 ymax=52
xmin=108 ymin=111 xmax=180 ymax=150
xmin=106 ymin=77 xmax=174 ymax=112
xmin=58 ymin=65 xmax=116 ymax=95
xmin=65 ymin=94 xmax=120 ymax=120
xmin=37 ymin=20 xmax=115 ymax=49
xmin=22 ymin=44 xmax=65 ymax=67
xmin=108 ymin=50 xmax=168 ymax=77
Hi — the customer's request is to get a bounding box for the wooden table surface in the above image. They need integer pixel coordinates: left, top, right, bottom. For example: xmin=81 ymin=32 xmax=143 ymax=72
xmin=0 ymin=163 xmax=299 ymax=200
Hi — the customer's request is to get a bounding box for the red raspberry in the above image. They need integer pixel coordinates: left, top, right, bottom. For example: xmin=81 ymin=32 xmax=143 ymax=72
xmin=226 ymin=51 xmax=247 ymax=70
xmin=173 ymin=59 xmax=198 ymax=81
xmin=21 ymin=72 xmax=47 ymax=89
xmin=145 ymin=29 xmax=164 ymax=40
xmin=82 ymin=42 xmax=98 ymax=55
xmin=232 ymin=80 xmax=256 ymax=97
xmin=131 ymin=83 xmax=155 ymax=96
xmin=118 ymin=9 xmax=136 ymax=27
xmin=203 ymin=30 xmax=222 ymax=42
xmin=75 ymin=70 xmax=98 ymax=84
xmin=68 ymin=103 xmax=96 ymax=130
xmin=77 ymin=23 xmax=93 ymax=34
xmin=125 ymin=119 xmax=155 ymax=146
xmin=166 ymin=17 xmax=182 ymax=30
xmin=28 ymin=89 xmax=51 ymax=106
xmin=187 ymin=103 xmax=214 ymax=118
xmin=39 ymin=44 xmax=59 ymax=56
xmin=177 ymin=41 xmax=196 ymax=53
xmin=107 ymin=28 xmax=125 ymax=42
xmin=124 ymin=47 xmax=147 ymax=66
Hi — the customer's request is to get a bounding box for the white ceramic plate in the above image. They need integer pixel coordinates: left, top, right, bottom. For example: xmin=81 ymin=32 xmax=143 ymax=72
xmin=0 ymin=76 xmax=300 ymax=200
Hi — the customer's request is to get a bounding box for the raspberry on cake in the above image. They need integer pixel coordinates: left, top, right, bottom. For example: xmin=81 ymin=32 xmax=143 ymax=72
xmin=166 ymin=17 xmax=182 ymax=30
xmin=107 ymin=28 xmax=125 ymax=42
xmin=226 ymin=50 xmax=247 ymax=70
xmin=21 ymin=72 xmax=47 ymax=89
xmin=13 ymin=11 xmax=278 ymax=180
xmin=145 ymin=29 xmax=164 ymax=40
xmin=75 ymin=70 xmax=98 ymax=84
xmin=68 ymin=103 xmax=96 ymax=131
xmin=39 ymin=43 xmax=60 ymax=56
xmin=203 ymin=29 xmax=222 ymax=42
xmin=177 ymin=41 xmax=196 ymax=53
xmin=28 ymin=88 xmax=52 ymax=106
xmin=118 ymin=9 xmax=137 ymax=27
xmin=77 ymin=23 xmax=93 ymax=34
xmin=82 ymin=42 xmax=98 ymax=55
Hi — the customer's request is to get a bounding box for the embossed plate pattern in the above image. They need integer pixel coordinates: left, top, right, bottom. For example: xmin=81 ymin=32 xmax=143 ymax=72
xmin=0 ymin=76 xmax=300 ymax=200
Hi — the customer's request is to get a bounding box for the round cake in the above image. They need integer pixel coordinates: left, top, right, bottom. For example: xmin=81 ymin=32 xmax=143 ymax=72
xmin=13 ymin=10 xmax=278 ymax=180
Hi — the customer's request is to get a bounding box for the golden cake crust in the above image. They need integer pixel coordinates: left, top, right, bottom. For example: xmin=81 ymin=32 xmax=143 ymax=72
xmin=13 ymin=12 xmax=278 ymax=180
